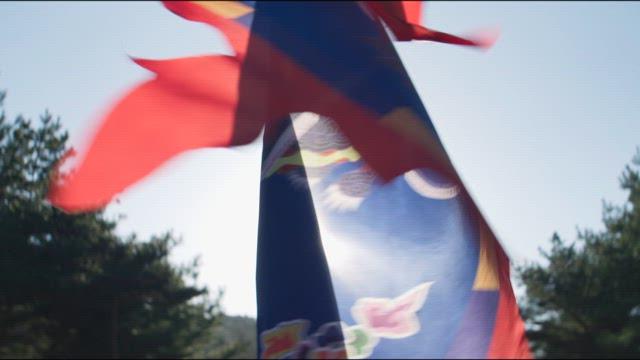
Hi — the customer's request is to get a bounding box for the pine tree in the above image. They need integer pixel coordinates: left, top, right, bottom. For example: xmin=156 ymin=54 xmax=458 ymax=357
xmin=518 ymin=149 xmax=640 ymax=358
xmin=0 ymin=90 xmax=227 ymax=358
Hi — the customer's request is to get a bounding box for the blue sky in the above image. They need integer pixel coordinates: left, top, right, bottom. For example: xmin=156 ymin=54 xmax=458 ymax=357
xmin=2 ymin=2 xmax=639 ymax=316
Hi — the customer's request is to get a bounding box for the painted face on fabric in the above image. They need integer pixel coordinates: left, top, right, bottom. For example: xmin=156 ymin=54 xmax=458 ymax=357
xmin=263 ymin=113 xmax=481 ymax=358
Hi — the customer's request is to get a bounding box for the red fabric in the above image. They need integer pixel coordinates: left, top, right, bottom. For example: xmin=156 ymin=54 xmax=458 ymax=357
xmin=48 ymin=55 xmax=263 ymax=211
xmin=50 ymin=1 xmax=464 ymax=212
xmin=49 ymin=1 xmax=258 ymax=212
xmin=400 ymin=1 xmax=422 ymax=25
xmin=49 ymin=20 xmax=457 ymax=212
xmin=365 ymin=1 xmax=498 ymax=49
xmin=229 ymin=27 xmax=459 ymax=184
xmin=488 ymin=241 xmax=532 ymax=359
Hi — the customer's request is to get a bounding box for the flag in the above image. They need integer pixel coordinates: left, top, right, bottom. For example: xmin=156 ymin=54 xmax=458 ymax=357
xmin=48 ymin=0 xmax=494 ymax=212
xmin=258 ymin=113 xmax=530 ymax=358
xmin=47 ymin=1 xmax=529 ymax=358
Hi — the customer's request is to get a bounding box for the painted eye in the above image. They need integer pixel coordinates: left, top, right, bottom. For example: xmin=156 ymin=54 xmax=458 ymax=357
xmin=323 ymin=168 xmax=376 ymax=212
xmin=404 ymin=169 xmax=459 ymax=200
xmin=297 ymin=115 xmax=350 ymax=152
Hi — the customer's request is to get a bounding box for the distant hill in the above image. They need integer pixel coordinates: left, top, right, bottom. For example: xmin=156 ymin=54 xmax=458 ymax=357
xmin=193 ymin=315 xmax=257 ymax=359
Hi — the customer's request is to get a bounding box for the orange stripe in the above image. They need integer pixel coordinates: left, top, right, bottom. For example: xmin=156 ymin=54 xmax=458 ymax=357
xmin=193 ymin=1 xmax=253 ymax=19
xmin=472 ymin=222 xmax=500 ymax=290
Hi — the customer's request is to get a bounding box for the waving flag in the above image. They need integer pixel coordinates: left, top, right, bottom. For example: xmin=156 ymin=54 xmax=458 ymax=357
xmin=259 ymin=112 xmax=529 ymax=358
xmin=47 ymin=1 xmax=529 ymax=358
xmin=48 ymin=0 xmax=494 ymax=212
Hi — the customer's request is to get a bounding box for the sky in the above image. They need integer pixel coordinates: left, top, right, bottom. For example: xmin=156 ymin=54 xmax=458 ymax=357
xmin=1 ymin=1 xmax=639 ymax=317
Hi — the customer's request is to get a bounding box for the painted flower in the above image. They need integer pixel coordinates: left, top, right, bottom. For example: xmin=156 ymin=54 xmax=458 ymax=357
xmin=351 ymin=282 xmax=434 ymax=338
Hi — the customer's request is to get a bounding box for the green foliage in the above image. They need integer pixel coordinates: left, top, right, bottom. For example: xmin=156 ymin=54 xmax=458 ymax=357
xmin=518 ymin=149 xmax=640 ymax=358
xmin=194 ymin=315 xmax=257 ymax=359
xmin=0 ymin=91 xmax=239 ymax=358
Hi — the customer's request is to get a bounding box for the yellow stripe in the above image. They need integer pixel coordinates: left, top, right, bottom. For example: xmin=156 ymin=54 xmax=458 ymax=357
xmin=265 ymin=147 xmax=361 ymax=178
xmin=379 ymin=107 xmax=451 ymax=167
xmin=193 ymin=1 xmax=253 ymax=19
xmin=472 ymin=222 xmax=500 ymax=290
xmin=265 ymin=151 xmax=305 ymax=179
